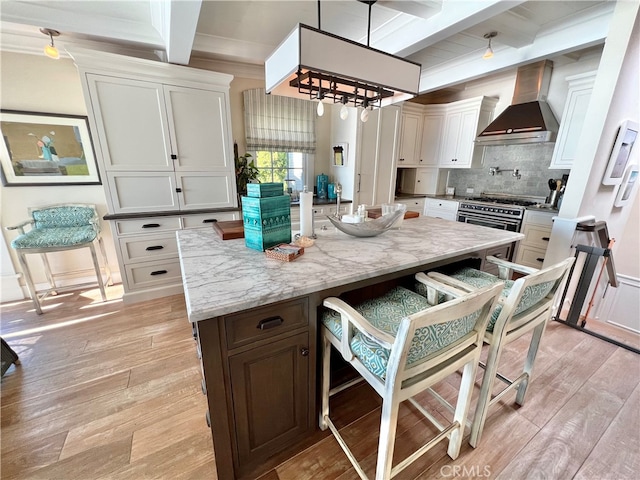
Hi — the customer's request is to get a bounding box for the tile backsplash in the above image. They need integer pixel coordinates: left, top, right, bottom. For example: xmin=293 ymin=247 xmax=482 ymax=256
xmin=447 ymin=143 xmax=570 ymax=198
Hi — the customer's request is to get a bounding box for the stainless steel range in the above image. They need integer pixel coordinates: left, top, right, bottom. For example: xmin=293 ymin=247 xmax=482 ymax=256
xmin=457 ymin=194 xmax=542 ymax=232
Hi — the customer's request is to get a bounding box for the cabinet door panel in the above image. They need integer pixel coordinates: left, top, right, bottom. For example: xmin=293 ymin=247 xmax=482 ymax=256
xmin=229 ymin=332 xmax=310 ymax=469
xmin=375 ymin=106 xmax=401 ymax=204
xmin=398 ymin=113 xmax=421 ymax=166
xmin=441 ymin=111 xmax=462 ymax=166
xmin=176 ymin=173 xmax=234 ymax=209
xmin=88 ymin=75 xmax=172 ymax=171
xmin=108 ymin=172 xmax=179 ymax=213
xmin=164 ymin=86 xmax=231 ymax=171
xmin=456 ymin=109 xmax=480 ymax=167
xmin=420 ymin=113 xmax=445 ymax=166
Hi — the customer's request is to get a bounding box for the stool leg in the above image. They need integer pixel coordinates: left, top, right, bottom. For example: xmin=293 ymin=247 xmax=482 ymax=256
xmin=375 ymin=397 xmax=401 ymax=480
xmin=40 ymin=253 xmax=57 ymax=293
xmin=88 ymin=243 xmax=107 ymax=301
xmin=449 ymin=359 xmax=477 ymax=459
xmin=17 ymin=252 xmax=42 ymax=314
xmin=319 ymin=331 xmax=331 ymax=430
xmin=516 ymin=321 xmax=546 ymax=405
xmin=97 ymin=237 xmax=113 ymax=286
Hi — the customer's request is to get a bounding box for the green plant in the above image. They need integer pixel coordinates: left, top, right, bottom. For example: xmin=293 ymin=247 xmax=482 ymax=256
xmin=234 ymin=143 xmax=259 ymax=195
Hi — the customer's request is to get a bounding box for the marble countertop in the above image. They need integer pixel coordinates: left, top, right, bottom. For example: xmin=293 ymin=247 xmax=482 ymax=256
xmin=177 ymin=216 xmax=523 ymax=323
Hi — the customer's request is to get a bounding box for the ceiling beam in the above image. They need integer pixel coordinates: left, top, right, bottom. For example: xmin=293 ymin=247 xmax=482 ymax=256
xmin=380 ymin=0 xmax=527 ymax=57
xmin=152 ymin=0 xmax=202 ymax=65
xmin=415 ymin=3 xmax=614 ymax=94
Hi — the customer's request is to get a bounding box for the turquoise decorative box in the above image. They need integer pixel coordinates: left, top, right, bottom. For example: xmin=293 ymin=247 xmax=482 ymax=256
xmin=246 ymin=182 xmax=284 ymax=198
xmin=241 ymin=195 xmax=292 ymax=251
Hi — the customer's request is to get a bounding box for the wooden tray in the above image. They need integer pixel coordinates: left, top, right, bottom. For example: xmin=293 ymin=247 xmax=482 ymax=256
xmin=212 ymin=220 xmax=244 ymax=240
xmin=367 ymin=208 xmax=419 ymax=219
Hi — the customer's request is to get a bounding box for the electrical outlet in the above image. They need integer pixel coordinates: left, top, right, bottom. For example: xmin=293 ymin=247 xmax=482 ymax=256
xmin=466 ymin=187 xmax=474 ymax=194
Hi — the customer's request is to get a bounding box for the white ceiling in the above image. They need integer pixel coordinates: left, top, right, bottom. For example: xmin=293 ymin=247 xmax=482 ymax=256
xmin=0 ymin=0 xmax=614 ymax=94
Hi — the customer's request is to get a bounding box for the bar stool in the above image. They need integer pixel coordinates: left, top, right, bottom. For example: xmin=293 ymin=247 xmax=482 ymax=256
xmin=319 ymin=276 xmax=503 ymax=480
xmin=6 ymin=204 xmax=112 ymax=314
xmin=427 ymin=255 xmax=574 ymax=447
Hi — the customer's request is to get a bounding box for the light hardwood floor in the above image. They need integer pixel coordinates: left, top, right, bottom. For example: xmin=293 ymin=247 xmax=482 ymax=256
xmin=1 ymin=286 xmax=638 ymax=480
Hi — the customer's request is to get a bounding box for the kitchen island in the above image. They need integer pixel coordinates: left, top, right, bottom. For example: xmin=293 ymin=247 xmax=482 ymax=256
xmin=177 ymin=216 xmax=523 ymax=479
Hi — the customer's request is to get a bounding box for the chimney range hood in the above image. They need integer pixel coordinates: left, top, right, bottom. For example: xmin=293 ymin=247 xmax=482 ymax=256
xmin=476 ymin=60 xmax=559 ymax=146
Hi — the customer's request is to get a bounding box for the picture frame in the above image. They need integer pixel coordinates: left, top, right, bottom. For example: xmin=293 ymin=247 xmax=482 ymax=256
xmin=333 ymin=143 xmax=347 ymax=167
xmin=613 ymin=163 xmax=639 ymax=207
xmin=0 ymin=110 xmax=101 ymax=186
xmin=602 ymin=119 xmax=638 ymax=186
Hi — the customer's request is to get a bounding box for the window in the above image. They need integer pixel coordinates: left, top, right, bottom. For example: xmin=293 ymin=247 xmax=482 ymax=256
xmin=243 ymin=89 xmax=316 ymax=195
xmin=254 ymin=151 xmax=307 ymax=193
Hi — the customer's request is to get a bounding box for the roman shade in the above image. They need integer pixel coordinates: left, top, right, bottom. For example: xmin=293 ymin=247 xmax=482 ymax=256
xmin=243 ymin=88 xmax=316 ymax=154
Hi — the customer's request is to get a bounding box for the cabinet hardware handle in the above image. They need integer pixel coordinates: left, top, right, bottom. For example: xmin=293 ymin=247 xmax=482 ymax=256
xmin=176 ymin=188 xmax=182 ymax=193
xmin=536 ymin=258 xmax=545 ymax=262
xmin=150 ymin=270 xmax=168 ymax=276
xmin=257 ymin=316 xmax=284 ymax=330
xmin=357 ymin=174 xmax=361 ymax=192
xmin=417 ymin=180 xmax=421 ymax=183
xmin=542 ymin=237 xmax=550 ymax=241
xmin=142 ymin=223 xmax=160 ymax=228
xmin=202 ymin=218 xmax=217 ymax=223
xmin=145 ymin=245 xmax=164 ymax=251
xmin=171 ymin=154 xmax=177 ymax=160
xmin=399 ymin=158 xmax=405 ymax=162
xmin=300 ymin=347 xmax=309 ymax=357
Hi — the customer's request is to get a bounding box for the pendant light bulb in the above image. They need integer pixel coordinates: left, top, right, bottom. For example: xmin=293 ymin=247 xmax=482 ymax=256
xmin=317 ymin=99 xmax=324 ymax=117
xmin=360 ymin=106 xmax=371 ymax=123
xmin=482 ymin=32 xmax=497 ymax=60
xmin=40 ymin=28 xmax=61 ymax=60
xmin=340 ymin=104 xmax=349 ymax=120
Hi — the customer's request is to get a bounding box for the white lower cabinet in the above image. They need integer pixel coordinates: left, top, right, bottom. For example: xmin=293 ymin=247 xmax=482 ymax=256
xmin=424 ymin=198 xmax=459 ymax=221
xmin=514 ymin=210 xmax=555 ymax=268
xmin=112 ymin=211 xmax=239 ymax=301
xmin=396 ymin=198 xmax=425 ymax=214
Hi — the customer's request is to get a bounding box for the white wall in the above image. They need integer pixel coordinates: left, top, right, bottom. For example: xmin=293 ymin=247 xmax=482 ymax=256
xmin=0 ymin=51 xmax=119 ymax=298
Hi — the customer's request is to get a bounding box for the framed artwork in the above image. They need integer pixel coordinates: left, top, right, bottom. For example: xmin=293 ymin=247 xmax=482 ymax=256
xmin=602 ymin=119 xmax=638 ymax=186
xmin=614 ymin=164 xmax=639 ymax=207
xmin=333 ymin=143 xmax=347 ymax=167
xmin=0 ymin=110 xmax=101 ymax=186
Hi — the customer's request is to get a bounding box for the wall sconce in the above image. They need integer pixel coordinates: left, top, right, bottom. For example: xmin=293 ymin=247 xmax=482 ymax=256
xmin=40 ymin=28 xmax=60 ymax=59
xmin=482 ymin=32 xmax=497 ymax=60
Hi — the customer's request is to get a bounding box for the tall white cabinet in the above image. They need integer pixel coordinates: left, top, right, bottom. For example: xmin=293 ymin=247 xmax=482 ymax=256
xmin=72 ymin=49 xmax=237 ymax=303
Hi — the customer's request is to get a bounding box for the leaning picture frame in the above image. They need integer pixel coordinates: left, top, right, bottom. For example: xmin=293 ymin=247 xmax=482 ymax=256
xmin=0 ymin=110 xmax=101 ymax=186
xmin=602 ymin=119 xmax=638 ymax=186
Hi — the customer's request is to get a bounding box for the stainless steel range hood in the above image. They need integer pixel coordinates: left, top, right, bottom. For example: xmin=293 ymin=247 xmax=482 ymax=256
xmin=476 ymin=60 xmax=559 ymax=146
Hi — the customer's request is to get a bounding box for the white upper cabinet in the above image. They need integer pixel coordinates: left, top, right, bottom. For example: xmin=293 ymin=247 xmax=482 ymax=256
xmin=549 ymin=71 xmax=597 ymax=169
xmin=439 ymin=97 xmax=497 ymax=168
xmin=88 ymin=76 xmax=172 ymax=171
xmin=164 ymin=86 xmax=230 ymax=172
xmin=397 ymin=108 xmax=422 ymax=166
xmin=419 ymin=108 xmax=446 ymax=167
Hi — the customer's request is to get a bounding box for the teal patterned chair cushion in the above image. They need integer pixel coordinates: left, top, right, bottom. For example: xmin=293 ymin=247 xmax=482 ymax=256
xmin=11 ymin=226 xmax=97 ymax=249
xmin=11 ymin=206 xmax=98 ymax=250
xmin=444 ymin=267 xmax=554 ymax=332
xmin=321 ymin=286 xmax=480 ymax=380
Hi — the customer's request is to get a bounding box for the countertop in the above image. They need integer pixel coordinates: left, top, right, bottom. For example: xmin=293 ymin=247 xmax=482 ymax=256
xmin=177 ymin=216 xmax=523 ymax=322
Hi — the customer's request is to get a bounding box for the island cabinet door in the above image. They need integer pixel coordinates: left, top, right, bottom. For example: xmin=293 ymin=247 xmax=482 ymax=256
xmin=228 ymin=332 xmax=311 ymax=474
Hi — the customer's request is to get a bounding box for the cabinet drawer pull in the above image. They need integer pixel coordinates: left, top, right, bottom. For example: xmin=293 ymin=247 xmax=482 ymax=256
xmin=300 ymin=347 xmax=309 ymax=357
xmin=536 ymin=258 xmax=545 ymax=263
xmin=542 ymin=236 xmax=550 ymax=241
xmin=142 ymin=223 xmax=161 ymax=228
xmin=257 ymin=316 xmax=284 ymax=330
xmin=202 ymin=218 xmax=218 ymax=223
xmin=145 ymin=245 xmax=164 ymax=251
xmin=171 ymin=154 xmax=177 ymax=160
xmin=150 ymin=270 xmax=168 ymax=276
xmin=176 ymin=188 xmax=182 ymax=193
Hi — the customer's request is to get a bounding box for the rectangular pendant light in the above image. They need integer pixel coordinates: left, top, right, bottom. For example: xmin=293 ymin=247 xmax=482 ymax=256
xmin=265 ymin=24 xmax=421 ymax=108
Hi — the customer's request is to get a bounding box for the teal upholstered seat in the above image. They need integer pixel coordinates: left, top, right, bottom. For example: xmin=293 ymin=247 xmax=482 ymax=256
xmin=321 ymin=286 xmax=480 ymax=379
xmin=6 ymin=204 xmax=111 ymax=315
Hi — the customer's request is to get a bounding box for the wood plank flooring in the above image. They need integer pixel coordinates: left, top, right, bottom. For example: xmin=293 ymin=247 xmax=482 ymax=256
xmin=1 ymin=285 xmax=638 ymax=479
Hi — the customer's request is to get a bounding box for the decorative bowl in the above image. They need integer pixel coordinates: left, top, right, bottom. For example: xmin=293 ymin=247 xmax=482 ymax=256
xmin=326 ymin=209 xmax=405 ymax=237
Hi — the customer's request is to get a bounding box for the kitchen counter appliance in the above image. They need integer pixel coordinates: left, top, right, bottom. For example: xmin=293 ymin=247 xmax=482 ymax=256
xmin=457 ymin=195 xmax=541 ymax=232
